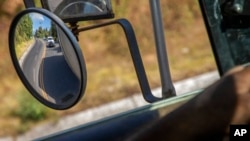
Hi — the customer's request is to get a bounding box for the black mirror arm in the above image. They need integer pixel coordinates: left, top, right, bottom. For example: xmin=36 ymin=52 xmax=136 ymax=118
xmin=76 ymin=19 xmax=161 ymax=103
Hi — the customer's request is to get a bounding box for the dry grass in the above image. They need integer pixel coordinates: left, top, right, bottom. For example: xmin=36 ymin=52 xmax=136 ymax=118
xmin=68 ymin=0 xmax=216 ymax=112
xmin=0 ymin=0 xmax=217 ymax=137
xmin=16 ymin=39 xmax=35 ymax=59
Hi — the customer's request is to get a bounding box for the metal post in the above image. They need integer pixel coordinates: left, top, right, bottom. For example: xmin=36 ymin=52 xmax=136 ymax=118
xmin=149 ymin=0 xmax=176 ymax=98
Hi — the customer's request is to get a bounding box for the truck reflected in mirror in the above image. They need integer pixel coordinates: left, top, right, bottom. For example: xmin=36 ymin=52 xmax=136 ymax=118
xmin=9 ymin=9 xmax=87 ymax=110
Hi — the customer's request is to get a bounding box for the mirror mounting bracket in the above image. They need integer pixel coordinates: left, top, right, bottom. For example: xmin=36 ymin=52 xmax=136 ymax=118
xmin=74 ymin=19 xmax=162 ymax=102
xmin=69 ymin=22 xmax=80 ymax=41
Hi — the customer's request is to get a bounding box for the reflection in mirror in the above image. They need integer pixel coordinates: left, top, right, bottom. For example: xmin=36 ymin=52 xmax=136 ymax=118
xmin=41 ymin=0 xmax=114 ymax=22
xmin=13 ymin=11 xmax=84 ymax=108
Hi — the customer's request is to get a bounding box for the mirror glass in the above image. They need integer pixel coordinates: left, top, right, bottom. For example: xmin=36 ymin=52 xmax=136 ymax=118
xmin=41 ymin=0 xmax=114 ymax=22
xmin=10 ymin=9 xmax=86 ymax=109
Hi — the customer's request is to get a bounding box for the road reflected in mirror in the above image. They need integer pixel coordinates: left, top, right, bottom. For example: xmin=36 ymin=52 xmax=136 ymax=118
xmin=14 ymin=12 xmax=82 ymax=106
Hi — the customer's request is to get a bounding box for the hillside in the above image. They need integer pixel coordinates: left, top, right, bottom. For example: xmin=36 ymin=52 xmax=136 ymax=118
xmin=0 ymin=0 xmax=216 ymax=136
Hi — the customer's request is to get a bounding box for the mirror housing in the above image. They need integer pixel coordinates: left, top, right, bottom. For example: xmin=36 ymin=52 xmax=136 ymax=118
xmin=41 ymin=0 xmax=114 ymax=22
xmin=9 ymin=8 xmax=87 ymax=110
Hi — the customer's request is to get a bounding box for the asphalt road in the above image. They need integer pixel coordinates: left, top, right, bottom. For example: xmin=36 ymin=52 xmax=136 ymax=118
xmin=21 ymin=38 xmax=44 ymax=93
xmin=21 ymin=39 xmax=81 ymax=105
xmin=40 ymin=43 xmax=81 ymax=105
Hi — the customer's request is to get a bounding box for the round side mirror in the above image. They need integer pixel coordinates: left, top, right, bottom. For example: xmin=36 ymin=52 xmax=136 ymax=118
xmin=9 ymin=8 xmax=87 ymax=110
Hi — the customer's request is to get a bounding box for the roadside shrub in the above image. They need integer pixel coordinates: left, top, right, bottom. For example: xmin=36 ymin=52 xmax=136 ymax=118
xmin=13 ymin=90 xmax=49 ymax=122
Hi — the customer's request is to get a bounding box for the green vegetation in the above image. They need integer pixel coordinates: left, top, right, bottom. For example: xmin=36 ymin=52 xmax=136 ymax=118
xmin=15 ymin=39 xmax=34 ymax=59
xmin=10 ymin=90 xmax=50 ymax=134
xmin=15 ymin=14 xmax=33 ymax=59
xmin=12 ymin=90 xmax=49 ymax=122
xmin=15 ymin=14 xmax=33 ymax=45
xmin=34 ymin=22 xmax=57 ymax=40
xmin=0 ymin=0 xmax=217 ymax=137
xmin=50 ymin=22 xmax=58 ymax=40
xmin=34 ymin=26 xmax=49 ymax=38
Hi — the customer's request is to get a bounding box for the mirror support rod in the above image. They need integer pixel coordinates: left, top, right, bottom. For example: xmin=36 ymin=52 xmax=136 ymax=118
xmin=76 ymin=19 xmax=161 ymax=103
xmin=23 ymin=0 xmax=35 ymax=8
xmin=149 ymin=0 xmax=176 ymax=98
